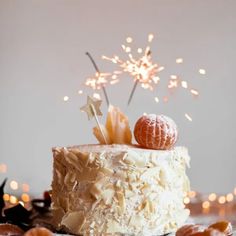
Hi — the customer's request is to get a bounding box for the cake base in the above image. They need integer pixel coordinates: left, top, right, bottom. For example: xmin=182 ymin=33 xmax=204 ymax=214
xmin=51 ymin=144 xmax=190 ymax=235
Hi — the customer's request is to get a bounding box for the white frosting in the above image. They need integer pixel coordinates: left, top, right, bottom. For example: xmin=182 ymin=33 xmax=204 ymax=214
xmin=51 ymin=144 xmax=190 ymax=236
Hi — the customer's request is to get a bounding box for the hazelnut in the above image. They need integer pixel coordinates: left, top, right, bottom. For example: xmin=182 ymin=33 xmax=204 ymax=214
xmin=0 ymin=223 xmax=24 ymax=235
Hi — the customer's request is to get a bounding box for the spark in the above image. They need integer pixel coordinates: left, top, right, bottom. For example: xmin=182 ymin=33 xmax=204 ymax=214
xmin=85 ymin=52 xmax=111 ymax=106
xmin=199 ymin=69 xmax=206 ymax=75
xmin=85 ymin=72 xmax=110 ymax=90
xmin=190 ymin=89 xmax=199 ymax=96
xmin=170 ymin=75 xmax=178 ymax=80
xmin=126 ymin=37 xmax=133 ymax=43
xmin=185 ymin=113 xmax=193 ymax=122
xmin=163 ymin=96 xmax=169 ymax=103
xmin=168 ymin=79 xmax=178 ymax=89
xmin=176 ymin=58 xmax=183 ymax=64
xmin=63 ymin=96 xmax=69 ymax=102
xmin=181 ymin=81 xmax=188 ymax=89
xmin=137 ymin=48 xmax=143 ymax=54
xmin=148 ymin=33 xmax=154 ymax=43
xmin=93 ymin=93 xmax=101 ymax=100
xmin=154 ymin=97 xmax=159 ymax=103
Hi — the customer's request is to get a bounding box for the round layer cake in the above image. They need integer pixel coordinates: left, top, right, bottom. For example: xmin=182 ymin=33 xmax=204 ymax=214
xmin=51 ymin=144 xmax=190 ymax=235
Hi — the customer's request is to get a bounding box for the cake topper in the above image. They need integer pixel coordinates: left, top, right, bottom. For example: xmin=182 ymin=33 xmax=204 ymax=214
xmin=93 ymin=105 xmax=132 ymax=145
xmin=80 ymin=96 xmax=108 ymax=144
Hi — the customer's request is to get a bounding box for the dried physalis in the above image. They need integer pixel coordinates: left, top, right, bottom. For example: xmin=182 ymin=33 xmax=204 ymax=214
xmin=209 ymin=221 xmax=233 ymax=236
xmin=0 ymin=223 xmax=24 ymax=235
xmin=176 ymin=224 xmax=206 ymax=236
xmin=134 ymin=114 xmax=178 ymax=150
xmin=24 ymin=227 xmax=53 ymax=236
xmin=93 ymin=105 xmax=132 ymax=144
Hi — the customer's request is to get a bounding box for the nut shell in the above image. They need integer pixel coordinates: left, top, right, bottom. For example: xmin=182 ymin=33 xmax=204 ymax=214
xmin=24 ymin=227 xmax=53 ymax=236
xmin=176 ymin=224 xmax=206 ymax=236
xmin=0 ymin=223 xmax=24 ymax=235
xmin=209 ymin=221 xmax=233 ymax=236
xmin=134 ymin=114 xmax=178 ymax=150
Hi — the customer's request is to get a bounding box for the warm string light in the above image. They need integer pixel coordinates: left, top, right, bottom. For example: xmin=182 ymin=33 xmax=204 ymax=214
xmin=226 ymin=193 xmax=234 ymax=202
xmin=0 ymin=163 xmax=7 ymax=173
xmin=202 ymin=201 xmax=210 ymax=209
xmin=208 ymin=193 xmax=217 ymax=201
xmin=10 ymin=180 xmax=18 ymax=190
xmin=22 ymin=183 xmax=30 ymax=192
xmin=21 ymin=193 xmax=30 ymax=202
xmin=218 ymin=196 xmax=226 ymax=204
xmin=1 ymin=165 xmax=31 ymax=207
xmin=185 ymin=189 xmax=236 ymax=216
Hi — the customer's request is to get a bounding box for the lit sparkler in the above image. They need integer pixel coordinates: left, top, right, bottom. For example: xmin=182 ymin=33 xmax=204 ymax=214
xmin=85 ymin=52 xmax=121 ymax=106
xmin=102 ymin=34 xmax=164 ymax=105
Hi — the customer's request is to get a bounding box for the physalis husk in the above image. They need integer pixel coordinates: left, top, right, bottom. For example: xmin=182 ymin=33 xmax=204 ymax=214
xmin=93 ymin=105 xmax=132 ymax=144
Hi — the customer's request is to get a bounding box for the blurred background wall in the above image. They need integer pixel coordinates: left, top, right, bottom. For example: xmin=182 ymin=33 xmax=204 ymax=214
xmin=0 ymin=0 xmax=236 ymax=195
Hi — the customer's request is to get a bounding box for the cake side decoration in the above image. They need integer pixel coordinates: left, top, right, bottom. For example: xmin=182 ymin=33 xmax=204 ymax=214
xmin=93 ymin=105 xmax=132 ymax=144
xmin=134 ymin=114 xmax=178 ymax=150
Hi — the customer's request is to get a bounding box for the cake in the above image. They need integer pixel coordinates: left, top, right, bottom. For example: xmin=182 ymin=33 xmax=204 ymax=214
xmin=51 ymin=144 xmax=190 ymax=235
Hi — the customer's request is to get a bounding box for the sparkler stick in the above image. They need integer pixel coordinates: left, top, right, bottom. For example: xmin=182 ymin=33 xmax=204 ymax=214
xmin=127 ymin=80 xmax=138 ymax=105
xmin=86 ymin=52 xmax=110 ymax=106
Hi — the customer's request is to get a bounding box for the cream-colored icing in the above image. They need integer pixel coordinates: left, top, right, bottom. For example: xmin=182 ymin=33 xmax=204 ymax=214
xmin=51 ymin=144 xmax=190 ymax=236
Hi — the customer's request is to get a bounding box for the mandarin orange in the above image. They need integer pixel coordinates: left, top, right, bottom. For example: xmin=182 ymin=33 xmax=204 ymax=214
xmin=24 ymin=227 xmax=53 ymax=236
xmin=134 ymin=114 xmax=178 ymax=150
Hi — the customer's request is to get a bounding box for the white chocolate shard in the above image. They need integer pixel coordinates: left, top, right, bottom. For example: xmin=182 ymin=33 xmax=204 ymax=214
xmin=61 ymin=211 xmax=85 ymax=234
